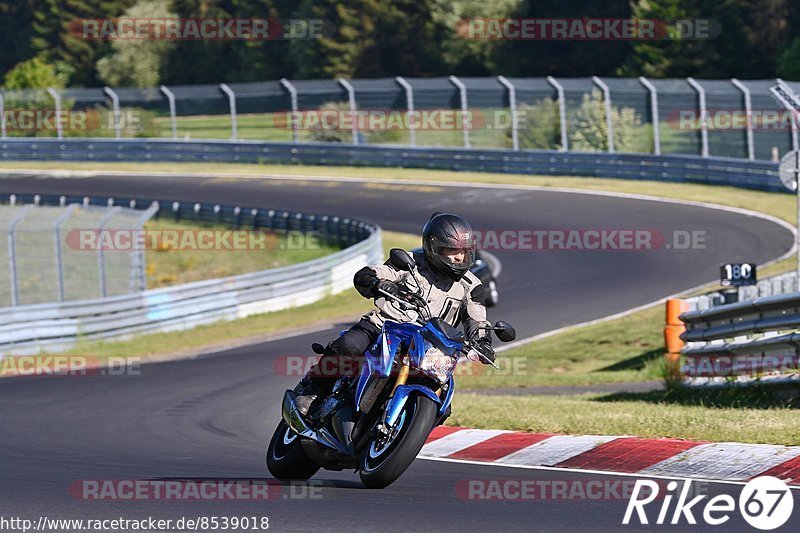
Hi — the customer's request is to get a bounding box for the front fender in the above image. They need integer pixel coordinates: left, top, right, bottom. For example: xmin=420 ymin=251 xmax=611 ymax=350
xmin=385 ymin=385 xmax=441 ymax=427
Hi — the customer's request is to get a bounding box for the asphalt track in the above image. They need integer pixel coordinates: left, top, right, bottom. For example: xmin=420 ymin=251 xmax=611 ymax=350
xmin=0 ymin=172 xmax=797 ymax=532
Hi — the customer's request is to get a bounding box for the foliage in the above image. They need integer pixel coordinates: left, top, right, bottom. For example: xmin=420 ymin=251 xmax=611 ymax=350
xmin=569 ymin=90 xmax=645 ymax=153
xmin=777 ymin=37 xmax=800 ymax=80
xmin=305 ymin=101 xmax=403 ymax=144
xmin=2 ymin=56 xmax=68 ymax=90
xmin=96 ymin=0 xmax=176 ymax=87
xmin=3 ymin=0 xmax=800 ymax=86
xmin=510 ymin=98 xmax=561 ymax=150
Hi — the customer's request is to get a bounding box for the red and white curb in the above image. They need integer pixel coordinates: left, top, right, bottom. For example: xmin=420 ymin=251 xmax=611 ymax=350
xmin=420 ymin=427 xmax=800 ymax=487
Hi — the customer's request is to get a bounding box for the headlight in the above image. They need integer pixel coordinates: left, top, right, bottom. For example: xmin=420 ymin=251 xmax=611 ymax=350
xmin=420 ymin=346 xmax=458 ymax=382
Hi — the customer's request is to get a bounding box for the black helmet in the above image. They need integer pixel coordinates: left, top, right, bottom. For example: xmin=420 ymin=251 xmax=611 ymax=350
xmin=422 ymin=212 xmax=476 ymax=281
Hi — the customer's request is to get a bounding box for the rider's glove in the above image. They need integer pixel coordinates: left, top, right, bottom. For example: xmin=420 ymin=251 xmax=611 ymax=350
xmin=372 ymin=279 xmax=399 ymax=298
xmin=474 ymin=337 xmax=496 ymax=364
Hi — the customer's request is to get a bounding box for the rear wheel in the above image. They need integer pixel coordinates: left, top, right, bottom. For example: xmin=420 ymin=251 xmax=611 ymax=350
xmin=359 ymin=395 xmax=437 ymax=489
xmin=266 ymin=421 xmax=320 ymax=482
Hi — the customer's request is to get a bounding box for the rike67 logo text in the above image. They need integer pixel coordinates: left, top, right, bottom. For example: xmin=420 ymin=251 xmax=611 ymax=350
xmin=623 ymin=477 xmax=794 ymax=530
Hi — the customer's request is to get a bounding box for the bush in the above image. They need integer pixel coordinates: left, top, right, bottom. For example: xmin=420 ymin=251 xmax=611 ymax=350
xmin=307 ymin=101 xmax=403 ymax=144
xmin=510 ymin=98 xmax=561 ymax=150
xmin=570 ymin=90 xmax=645 ymax=152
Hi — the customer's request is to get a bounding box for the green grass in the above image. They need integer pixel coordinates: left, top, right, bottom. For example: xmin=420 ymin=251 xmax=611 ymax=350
xmin=451 ymin=386 xmax=800 ymax=445
xmin=142 ymin=218 xmax=338 ymax=288
xmin=459 ymin=306 xmax=667 ymax=389
xmin=53 ymin=230 xmax=419 ymax=360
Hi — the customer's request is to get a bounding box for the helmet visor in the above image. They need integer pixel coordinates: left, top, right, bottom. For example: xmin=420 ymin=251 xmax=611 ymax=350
xmin=430 ymin=234 xmax=475 ymax=270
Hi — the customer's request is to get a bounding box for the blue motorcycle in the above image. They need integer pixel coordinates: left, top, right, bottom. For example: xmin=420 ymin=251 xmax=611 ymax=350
xmin=267 ymin=249 xmax=516 ymax=488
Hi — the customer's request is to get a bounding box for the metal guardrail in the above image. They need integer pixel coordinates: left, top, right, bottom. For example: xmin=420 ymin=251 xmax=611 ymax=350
xmin=684 ymin=272 xmax=798 ymax=313
xmin=0 ymin=194 xmax=382 ymax=355
xmin=679 ymin=293 xmax=800 ymax=384
xmin=0 ymin=138 xmax=788 ymax=193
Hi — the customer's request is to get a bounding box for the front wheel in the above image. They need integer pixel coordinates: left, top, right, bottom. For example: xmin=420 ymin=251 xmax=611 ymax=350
xmin=359 ymin=395 xmax=437 ymax=489
xmin=266 ymin=420 xmax=320 ymax=482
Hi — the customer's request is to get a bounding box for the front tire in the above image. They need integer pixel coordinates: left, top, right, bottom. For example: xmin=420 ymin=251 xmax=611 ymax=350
xmin=266 ymin=420 xmax=320 ymax=482
xmin=359 ymin=395 xmax=437 ymax=489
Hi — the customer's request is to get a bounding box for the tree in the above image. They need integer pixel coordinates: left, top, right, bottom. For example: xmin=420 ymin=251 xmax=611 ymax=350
xmin=510 ymin=98 xmax=561 ymax=150
xmin=30 ymin=0 xmax=134 ymax=86
xmin=430 ymin=0 xmax=519 ymax=75
xmin=3 ymin=56 xmax=67 ymax=89
xmin=492 ymin=0 xmax=633 ymax=77
xmin=777 ymin=37 xmax=800 ymax=80
xmin=618 ymin=0 xmax=786 ymax=78
xmin=569 ymin=90 xmax=645 ymax=152
xmin=96 ymin=0 xmax=177 ymax=87
xmin=0 ymin=1 xmax=36 ymax=77
xmin=289 ymin=0 xmax=449 ymax=79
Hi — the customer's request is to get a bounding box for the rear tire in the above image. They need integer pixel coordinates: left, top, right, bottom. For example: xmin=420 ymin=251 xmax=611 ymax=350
xmin=359 ymin=395 xmax=437 ymax=489
xmin=266 ymin=420 xmax=320 ymax=482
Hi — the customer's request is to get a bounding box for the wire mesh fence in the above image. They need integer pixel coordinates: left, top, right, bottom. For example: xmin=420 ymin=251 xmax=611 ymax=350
xmin=0 ymin=200 xmax=155 ymax=307
xmin=2 ymin=76 xmax=800 ymax=161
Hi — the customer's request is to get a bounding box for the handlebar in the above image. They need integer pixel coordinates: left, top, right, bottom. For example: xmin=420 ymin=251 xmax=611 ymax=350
xmin=377 ymin=287 xmax=499 ymax=369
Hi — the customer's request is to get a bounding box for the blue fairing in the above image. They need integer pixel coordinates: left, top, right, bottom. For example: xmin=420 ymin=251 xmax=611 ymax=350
xmin=385 ymin=384 xmax=442 ymax=426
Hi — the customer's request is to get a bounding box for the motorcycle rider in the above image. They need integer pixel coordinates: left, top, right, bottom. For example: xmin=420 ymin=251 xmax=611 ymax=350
xmin=295 ymin=212 xmax=496 ymax=415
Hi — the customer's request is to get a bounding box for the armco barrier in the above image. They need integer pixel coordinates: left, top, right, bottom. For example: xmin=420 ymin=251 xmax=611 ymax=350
xmin=0 ymin=193 xmax=382 ymax=355
xmin=678 ymin=293 xmax=800 ymax=385
xmin=0 ymin=138 xmax=787 ymax=193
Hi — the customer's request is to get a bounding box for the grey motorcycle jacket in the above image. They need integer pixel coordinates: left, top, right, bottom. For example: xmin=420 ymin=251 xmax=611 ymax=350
xmin=353 ymin=251 xmax=491 ymax=341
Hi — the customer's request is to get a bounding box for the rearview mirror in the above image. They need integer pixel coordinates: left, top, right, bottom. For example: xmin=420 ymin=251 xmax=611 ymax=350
xmin=493 ymin=321 xmax=516 ymax=342
xmin=389 ymin=248 xmax=416 ymax=272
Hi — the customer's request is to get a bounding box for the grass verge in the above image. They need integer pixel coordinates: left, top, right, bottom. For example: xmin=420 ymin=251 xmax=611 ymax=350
xmin=143 ymin=218 xmax=338 ymax=288
xmin=451 ymin=385 xmax=800 ymax=445
xmin=458 ymin=306 xmax=666 ymax=389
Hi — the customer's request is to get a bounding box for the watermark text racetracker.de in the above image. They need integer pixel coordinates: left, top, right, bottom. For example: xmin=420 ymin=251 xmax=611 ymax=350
xmin=458 ymin=478 xmax=679 ymax=501
xmin=69 ymin=478 xmax=322 ymax=501
xmin=273 ymin=354 xmax=528 ymax=378
xmin=456 ymin=18 xmax=720 ymax=41
xmin=67 ymin=229 xmax=322 ymax=251
xmin=471 ymin=229 xmax=706 ymax=252
xmin=0 ymin=355 xmax=141 ymax=377
xmin=70 ymin=18 xmax=329 ymax=40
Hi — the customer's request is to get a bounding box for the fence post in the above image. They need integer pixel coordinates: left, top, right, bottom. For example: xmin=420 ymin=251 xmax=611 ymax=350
xmin=219 ymin=83 xmax=238 ymax=140
xmin=686 ymin=77 xmax=709 ymax=157
xmin=0 ymin=92 xmax=5 ymax=139
xmin=448 ymin=75 xmax=471 ymax=149
xmin=46 ymin=87 xmax=63 ymax=139
xmin=592 ymin=76 xmax=615 ymax=153
xmin=103 ymin=87 xmax=121 ymax=139
xmin=131 ymin=202 xmax=159 ymax=292
xmin=280 ymin=78 xmax=299 ymax=143
xmin=639 ymin=77 xmax=660 ymax=155
xmin=337 ymin=78 xmax=359 ymax=145
xmin=159 ymin=85 xmax=178 ymax=140
xmin=731 ymin=78 xmax=754 ymax=160
xmin=546 ymin=76 xmax=568 ymax=151
xmin=664 ymin=298 xmax=688 ymax=379
xmin=7 ymin=205 xmax=32 ymax=306
xmin=97 ymin=207 xmax=121 ymax=297
xmin=775 ymin=79 xmax=799 ymax=152
xmin=53 ymin=204 xmax=77 ymax=301
xmin=498 ymin=75 xmax=518 ymax=151
xmin=395 ymin=76 xmax=416 ymax=146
